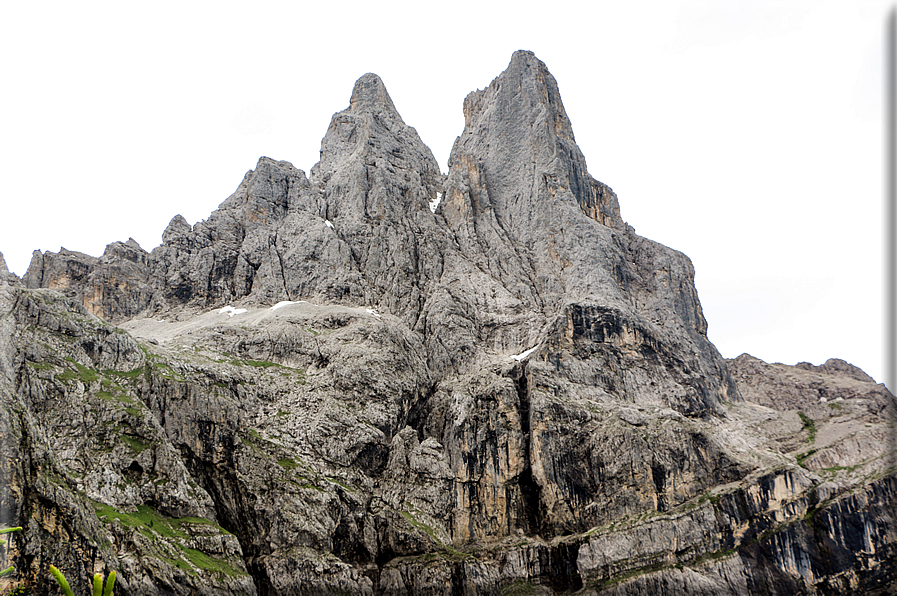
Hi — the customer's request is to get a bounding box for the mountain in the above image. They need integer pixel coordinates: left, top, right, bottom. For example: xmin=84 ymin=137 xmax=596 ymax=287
xmin=1 ymin=50 xmax=894 ymax=595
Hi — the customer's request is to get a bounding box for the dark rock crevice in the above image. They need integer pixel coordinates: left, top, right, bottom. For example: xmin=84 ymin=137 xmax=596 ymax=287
xmin=546 ymin=541 xmax=584 ymax=593
xmin=271 ymin=231 xmax=291 ymax=301
xmin=178 ymin=449 xmax=267 ymax=595
xmin=512 ymin=361 xmax=544 ymax=537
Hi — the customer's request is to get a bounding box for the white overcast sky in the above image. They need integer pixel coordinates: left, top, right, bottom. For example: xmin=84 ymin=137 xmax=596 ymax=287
xmin=1 ymin=1 xmax=893 ymax=388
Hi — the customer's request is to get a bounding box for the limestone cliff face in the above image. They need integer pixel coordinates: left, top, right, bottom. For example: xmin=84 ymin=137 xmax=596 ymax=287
xmin=2 ymin=51 xmax=895 ymax=595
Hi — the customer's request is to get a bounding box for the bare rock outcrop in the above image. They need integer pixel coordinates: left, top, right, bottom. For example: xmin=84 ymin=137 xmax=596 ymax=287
xmin=2 ymin=51 xmax=894 ymax=595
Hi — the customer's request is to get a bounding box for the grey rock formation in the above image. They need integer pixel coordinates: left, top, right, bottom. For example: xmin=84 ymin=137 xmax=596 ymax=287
xmin=795 ymin=357 xmax=877 ymax=383
xmin=1 ymin=51 xmax=894 ymax=595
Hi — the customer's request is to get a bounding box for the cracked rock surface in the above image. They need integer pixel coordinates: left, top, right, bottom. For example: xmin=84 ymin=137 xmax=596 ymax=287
xmin=2 ymin=51 xmax=895 ymax=595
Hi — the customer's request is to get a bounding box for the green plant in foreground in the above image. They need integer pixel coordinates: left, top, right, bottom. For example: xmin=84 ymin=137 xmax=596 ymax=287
xmin=49 ymin=566 xmax=73 ymax=596
xmin=1 ymin=526 xmax=23 ymax=578
xmin=2 ymin=526 xmax=118 ymax=594
xmin=93 ymin=570 xmax=117 ymax=596
xmin=50 ymin=565 xmax=117 ymax=596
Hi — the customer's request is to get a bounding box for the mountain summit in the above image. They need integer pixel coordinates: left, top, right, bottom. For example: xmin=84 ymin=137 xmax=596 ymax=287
xmin=2 ymin=51 xmax=894 ymax=595
xmin=448 ymin=50 xmax=622 ymax=233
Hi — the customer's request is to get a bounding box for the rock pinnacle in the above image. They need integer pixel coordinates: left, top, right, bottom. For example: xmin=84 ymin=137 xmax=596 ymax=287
xmin=348 ymin=72 xmax=402 ymax=121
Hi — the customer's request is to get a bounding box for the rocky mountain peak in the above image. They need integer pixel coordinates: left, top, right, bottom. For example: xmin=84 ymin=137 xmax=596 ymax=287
xmin=462 ymin=50 xmax=572 ymax=138
xmin=161 ymin=214 xmax=191 ymax=243
xmin=348 ymin=72 xmax=402 ymax=120
xmin=0 ymin=250 xmax=19 ymax=288
xmin=445 ymin=50 xmax=623 ymax=244
xmin=796 ymin=357 xmax=876 ymax=383
xmin=310 ymin=72 xmax=441 ymax=222
xmin=2 ymin=51 xmax=894 ymax=596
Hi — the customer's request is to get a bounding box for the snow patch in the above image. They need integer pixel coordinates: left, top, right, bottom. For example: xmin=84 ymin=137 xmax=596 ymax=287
xmin=365 ymin=308 xmax=381 ymax=318
xmin=510 ymin=346 xmax=538 ymax=361
xmin=271 ymin=300 xmax=306 ymax=311
xmin=325 ymin=220 xmax=334 ymax=228
xmin=218 ymin=306 xmax=248 ymax=317
xmin=429 ymin=192 xmax=442 ymax=213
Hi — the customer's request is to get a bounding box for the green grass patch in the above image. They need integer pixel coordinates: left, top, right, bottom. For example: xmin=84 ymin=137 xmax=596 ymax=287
xmin=177 ymin=545 xmax=247 ymax=577
xmin=277 ymin=457 xmax=301 ymax=470
xmin=326 ymin=477 xmax=356 ymax=493
xmin=244 ymin=359 xmax=281 ymax=368
xmin=136 ymin=350 xmax=185 ymax=381
xmin=796 ymin=449 xmax=817 ymax=467
xmin=55 ymin=369 xmax=79 ymax=383
xmin=95 ymin=386 xmax=138 ymax=410
xmin=70 ymin=359 xmax=99 ymax=382
xmin=99 ymin=378 xmax=129 ymax=394
xmin=164 ymin=554 xmax=197 ymax=576
xmin=55 ymin=359 xmax=102 ymax=385
xmin=173 ymin=516 xmax=230 ymax=534
xmin=597 ymin=561 xmax=669 ymax=589
xmin=400 ymin=509 xmax=436 ymax=538
xmin=151 ymin=362 xmax=185 ymax=381
xmin=694 ymin=547 xmax=736 ymax=563
xmin=594 ymin=543 xmax=739 ymax=591
xmin=239 ymin=429 xmax=274 ymax=455
xmin=227 ymin=358 xmax=304 ymax=381
xmin=92 ymin=502 xmax=229 ymax=540
xmin=399 ymin=509 xmax=468 ymax=558
xmin=120 ymin=435 xmax=152 ymax=454
xmin=238 ymin=436 xmax=260 ymax=452
xmin=287 ymin=478 xmax=323 ymax=491
xmin=798 ymin=411 xmax=817 ymax=443
xmin=26 ymin=361 xmax=55 ymax=371
xmin=107 ymin=367 xmax=144 ymax=380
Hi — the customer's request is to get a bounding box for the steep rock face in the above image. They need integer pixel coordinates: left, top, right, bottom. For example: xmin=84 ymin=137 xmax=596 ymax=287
xmin=2 ymin=51 xmax=894 ymax=596
xmin=23 ymin=241 xmax=157 ymax=322
xmin=446 ymin=50 xmax=623 ymax=237
xmin=0 ymin=285 xmax=254 ymax=594
xmin=306 ymin=73 xmax=448 ymax=328
xmin=438 ymin=50 xmax=735 ymax=414
xmin=148 ymin=157 xmax=356 ymax=309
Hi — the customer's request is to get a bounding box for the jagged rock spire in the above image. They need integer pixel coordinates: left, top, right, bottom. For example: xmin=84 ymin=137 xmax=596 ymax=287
xmin=304 ymin=72 xmax=447 ymax=324
xmin=349 ymin=73 xmax=403 ymax=121
xmin=310 ymin=72 xmax=441 ymax=221
xmin=445 ymin=50 xmax=622 ymax=236
xmin=461 ymin=50 xmax=573 ymax=138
